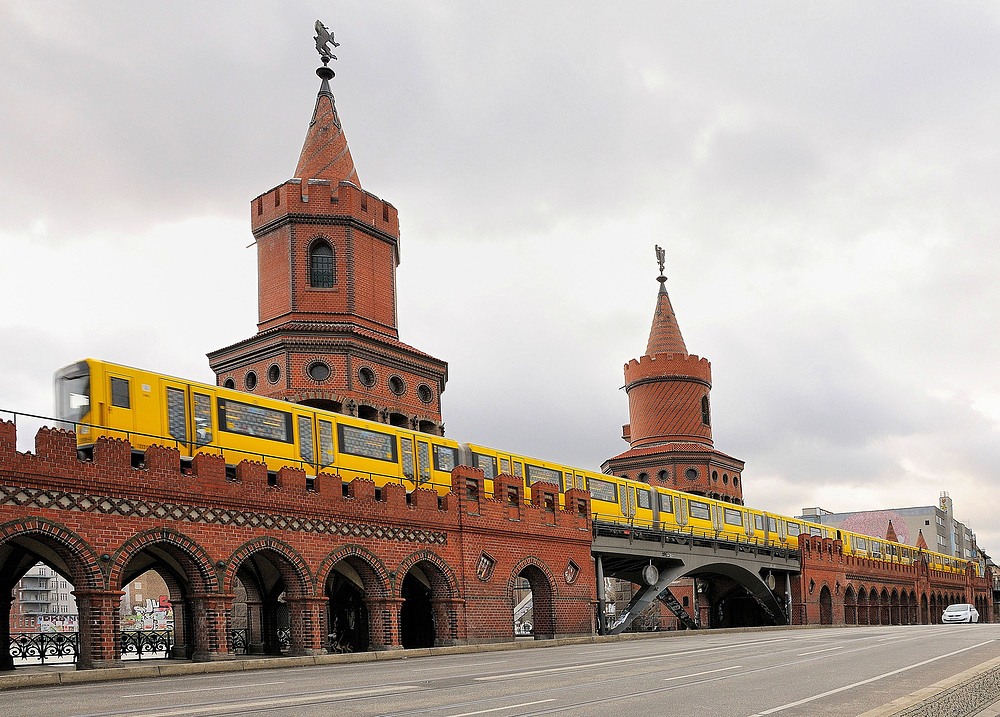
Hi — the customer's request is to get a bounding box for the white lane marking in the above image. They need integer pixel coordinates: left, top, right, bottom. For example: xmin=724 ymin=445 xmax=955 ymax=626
xmin=665 ymin=666 xmax=742 ymax=681
xmin=798 ymin=645 xmax=845 ymax=656
xmin=476 ymin=638 xmax=786 ymax=682
xmin=411 ymin=660 xmax=508 ymax=672
xmin=747 ymin=640 xmax=996 ymax=716
xmin=121 ymin=681 xmax=287 ymax=698
xmin=445 ymin=699 xmax=556 ymax=717
xmin=74 ymin=685 xmax=422 ymax=717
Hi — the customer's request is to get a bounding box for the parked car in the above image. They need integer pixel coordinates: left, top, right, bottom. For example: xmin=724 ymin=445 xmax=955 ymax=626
xmin=942 ymin=603 xmax=980 ymax=623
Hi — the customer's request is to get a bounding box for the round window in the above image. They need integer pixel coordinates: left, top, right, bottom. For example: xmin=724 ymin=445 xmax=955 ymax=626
xmin=388 ymin=375 xmax=406 ymax=395
xmin=308 ymin=361 xmax=331 ymax=382
xmin=267 ymin=364 xmax=281 ymax=384
xmin=245 ymin=371 xmax=258 ymax=391
xmin=417 ymin=383 xmax=433 ymax=404
xmin=223 ymin=378 xmax=236 ymax=389
xmin=358 ymin=367 xmax=376 ymax=387
xmin=685 ymin=468 xmax=698 ymax=481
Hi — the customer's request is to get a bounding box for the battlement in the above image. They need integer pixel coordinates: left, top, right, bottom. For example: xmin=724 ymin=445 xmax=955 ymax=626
xmin=624 ymin=352 xmax=712 ymax=385
xmin=0 ymin=421 xmax=588 ymax=536
xmin=251 ymin=178 xmax=400 ymax=238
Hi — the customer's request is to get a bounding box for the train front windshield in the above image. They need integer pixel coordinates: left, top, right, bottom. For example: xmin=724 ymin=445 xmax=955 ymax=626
xmin=54 ymin=361 xmax=91 ymax=426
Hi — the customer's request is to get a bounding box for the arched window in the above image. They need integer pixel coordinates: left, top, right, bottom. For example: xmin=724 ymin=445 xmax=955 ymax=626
xmin=701 ymin=395 xmax=711 ymax=426
xmin=309 ymin=240 xmax=335 ymax=288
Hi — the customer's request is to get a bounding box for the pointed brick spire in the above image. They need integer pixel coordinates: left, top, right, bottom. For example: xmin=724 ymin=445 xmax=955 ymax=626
xmin=294 ymin=65 xmax=360 ymax=186
xmin=916 ymin=529 xmax=928 ymax=550
xmin=885 ymin=520 xmax=898 ymax=543
xmin=645 ymin=273 xmax=688 ymax=356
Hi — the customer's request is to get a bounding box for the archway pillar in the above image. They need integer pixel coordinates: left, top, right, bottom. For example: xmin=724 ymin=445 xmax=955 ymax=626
xmin=0 ymin=589 xmax=13 ymax=671
xmin=170 ymin=600 xmax=189 ymax=659
xmin=244 ymin=599 xmax=265 ymax=654
xmin=74 ymin=589 xmax=125 ymax=670
xmin=189 ymin=592 xmax=235 ymax=662
xmin=431 ymin=596 xmax=465 ymax=646
xmin=365 ymin=597 xmax=404 ymax=650
xmin=285 ymin=596 xmax=328 ymax=655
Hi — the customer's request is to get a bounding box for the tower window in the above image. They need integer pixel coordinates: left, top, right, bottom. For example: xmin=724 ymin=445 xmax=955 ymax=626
xmin=309 ymin=240 xmax=335 ymax=288
xmin=267 ymin=364 xmax=281 ymax=384
xmin=245 ymin=371 xmax=258 ymax=391
xmin=307 ymin=361 xmax=331 ymax=382
xmin=388 ymin=375 xmax=406 ymax=395
xmin=358 ymin=367 xmax=376 ymax=387
xmin=701 ymin=396 xmax=711 ymax=426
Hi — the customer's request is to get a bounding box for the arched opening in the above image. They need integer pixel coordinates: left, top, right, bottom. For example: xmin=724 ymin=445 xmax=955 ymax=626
xmin=299 ymin=398 xmax=343 ymax=414
xmin=325 ymin=562 xmax=372 ymax=654
xmin=388 ymin=412 xmax=410 ymax=428
xmin=921 ymin=593 xmax=929 ymax=624
xmin=0 ymin=523 xmax=101 ymax=670
xmin=880 ymin=588 xmax=891 ymax=625
xmin=890 ymin=589 xmax=900 ymax=625
xmin=513 ymin=564 xmax=555 ymax=640
xmin=819 ymin=585 xmax=833 ymax=625
xmin=357 ymin=405 xmax=379 ymax=423
xmin=417 ymin=420 xmax=440 ymax=435
xmin=857 ymin=588 xmax=869 ymax=626
xmin=118 ymin=569 xmax=178 ymax=660
xmin=844 ymin=586 xmax=857 ymax=625
xmin=230 ymin=545 xmax=310 ymax=656
xmin=399 ymin=572 xmax=434 ymax=649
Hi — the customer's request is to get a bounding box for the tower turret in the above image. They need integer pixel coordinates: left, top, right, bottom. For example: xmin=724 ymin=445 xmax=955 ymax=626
xmin=602 ymin=247 xmax=744 ymax=503
xmin=208 ymin=22 xmax=448 ymax=435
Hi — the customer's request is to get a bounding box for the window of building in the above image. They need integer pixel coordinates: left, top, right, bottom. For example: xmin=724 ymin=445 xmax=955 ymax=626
xmin=309 ymin=240 xmax=335 ymax=287
xmin=267 ymin=364 xmax=281 ymax=384
xmin=701 ymin=395 xmax=711 ymax=425
xmin=307 ymin=361 xmax=331 ymax=382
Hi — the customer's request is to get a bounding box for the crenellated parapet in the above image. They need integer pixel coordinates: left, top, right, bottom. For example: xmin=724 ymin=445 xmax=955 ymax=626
xmin=623 ymin=352 xmax=712 ymax=388
xmin=251 ymin=178 xmax=400 ymax=240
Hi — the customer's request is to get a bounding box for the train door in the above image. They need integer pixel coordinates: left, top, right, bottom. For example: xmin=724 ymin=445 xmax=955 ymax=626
xmin=619 ymin=485 xmax=637 ymax=522
xmin=295 ymin=413 xmax=319 ymax=473
xmin=414 ymin=437 xmax=433 ymax=486
xmin=744 ymin=510 xmax=756 ymax=539
xmin=104 ymin=371 xmax=136 ymax=436
xmin=161 ymin=381 xmax=216 ymax=457
xmin=710 ymin=503 xmax=724 ymax=534
xmin=675 ymin=495 xmax=688 ymax=528
xmin=318 ymin=418 xmax=336 ymax=470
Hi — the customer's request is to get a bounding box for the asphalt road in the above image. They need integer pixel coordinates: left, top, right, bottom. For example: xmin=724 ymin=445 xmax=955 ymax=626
xmin=4 ymin=624 xmax=999 ymax=717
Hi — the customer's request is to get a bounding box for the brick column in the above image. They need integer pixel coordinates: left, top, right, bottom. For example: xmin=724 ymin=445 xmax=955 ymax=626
xmin=169 ymin=600 xmax=189 ymax=659
xmin=74 ymin=589 xmax=124 ymax=670
xmin=431 ymin=596 xmax=465 ymax=646
xmin=0 ymin=588 xmax=12 ymax=671
xmin=365 ymin=597 xmax=404 ymax=650
xmin=286 ymin=596 xmax=328 ymax=655
xmin=189 ymin=592 xmax=235 ymax=662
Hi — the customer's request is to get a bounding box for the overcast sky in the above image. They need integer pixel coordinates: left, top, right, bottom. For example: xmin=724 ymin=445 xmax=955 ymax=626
xmin=3 ymin=2 xmax=1000 ymax=553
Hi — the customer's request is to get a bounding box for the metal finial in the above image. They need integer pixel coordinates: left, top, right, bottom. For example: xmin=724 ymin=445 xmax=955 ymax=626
xmin=314 ymin=20 xmax=340 ymax=62
xmin=654 ymin=245 xmax=667 ymax=284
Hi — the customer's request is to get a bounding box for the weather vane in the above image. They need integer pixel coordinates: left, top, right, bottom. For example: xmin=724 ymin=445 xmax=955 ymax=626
xmin=655 ymin=245 xmax=666 ymax=279
xmin=314 ymin=20 xmax=340 ymax=64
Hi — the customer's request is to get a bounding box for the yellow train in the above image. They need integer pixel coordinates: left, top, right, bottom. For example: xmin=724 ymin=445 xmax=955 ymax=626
xmin=54 ymin=358 xmax=978 ymax=577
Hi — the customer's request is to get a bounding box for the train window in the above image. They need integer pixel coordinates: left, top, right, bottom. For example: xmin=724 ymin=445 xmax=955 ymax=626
xmin=787 ymin=522 xmax=801 ymax=537
xmin=809 ymin=526 xmax=822 ymax=537
xmin=855 ymin=537 xmax=868 ymax=551
xmin=871 ymin=541 xmax=882 ymax=557
xmin=526 ymin=464 xmax=561 ymax=487
xmin=767 ymin=517 xmax=778 ymax=533
xmin=637 ymin=489 xmax=651 ymax=510
xmin=575 ymin=474 xmax=586 ymax=490
xmin=901 ymin=548 xmax=912 ymax=560
xmin=166 ymin=388 xmax=187 ymax=442
xmin=754 ymin=515 xmax=765 ymax=531
xmin=500 ymin=457 xmax=511 ymax=474
xmin=513 ymin=462 xmax=523 ymax=478
xmin=472 ymin=453 xmax=497 ymax=480
xmin=298 ymin=416 xmax=315 ymax=463
xmin=658 ymin=492 xmax=673 ymax=513
xmin=400 ymin=437 xmax=415 ymax=480
xmin=586 ymin=477 xmax=617 ymax=503
xmin=319 ymin=420 xmax=335 ymax=467
xmin=338 ymin=423 xmax=398 ymax=462
xmin=218 ymin=398 xmax=293 ymax=443
xmin=689 ymin=500 xmax=711 ymax=521
xmin=433 ymin=444 xmax=457 ymax=472
xmin=724 ymin=508 xmax=743 ymax=526
xmin=193 ymin=393 xmax=213 ymax=446
xmin=417 ymin=441 xmax=431 ymax=483
xmin=110 ymin=377 xmax=130 ymax=408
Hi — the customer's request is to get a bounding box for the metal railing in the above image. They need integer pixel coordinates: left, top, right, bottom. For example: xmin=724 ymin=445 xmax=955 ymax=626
xmin=8 ymin=629 xmax=174 ymax=666
xmin=592 ymin=518 xmax=800 ymax=558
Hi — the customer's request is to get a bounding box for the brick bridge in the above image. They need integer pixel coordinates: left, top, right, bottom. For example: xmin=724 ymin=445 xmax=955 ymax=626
xmin=0 ymin=421 xmax=594 ymax=670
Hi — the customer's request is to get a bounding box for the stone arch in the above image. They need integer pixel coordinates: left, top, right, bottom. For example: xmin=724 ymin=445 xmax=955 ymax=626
xmin=890 ymin=589 xmax=900 ymax=625
xmin=869 ymin=587 xmax=879 ymax=625
xmin=819 ymin=584 xmax=833 ymax=625
xmin=507 ymin=556 xmax=558 ymax=640
xmin=856 ymin=586 xmax=869 ymax=626
xmin=110 ymin=528 xmax=220 ymax=661
xmin=318 ymin=545 xmax=393 ymax=653
xmin=0 ymin=518 xmax=105 ymax=670
xmin=395 ymin=550 xmax=460 ymax=648
xmin=921 ymin=593 xmax=929 ymax=624
xmin=226 ymin=538 xmax=316 ymax=656
xmin=843 ymin=585 xmax=857 ymax=625
xmin=880 ymin=588 xmax=891 ymax=625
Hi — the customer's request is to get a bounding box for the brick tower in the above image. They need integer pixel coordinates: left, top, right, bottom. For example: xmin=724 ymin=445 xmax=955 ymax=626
xmin=602 ymin=248 xmax=744 ymax=503
xmin=208 ymin=35 xmax=448 ymax=434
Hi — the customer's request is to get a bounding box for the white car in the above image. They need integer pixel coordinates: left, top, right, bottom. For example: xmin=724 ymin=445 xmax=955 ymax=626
xmin=942 ymin=603 xmax=979 ymax=624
